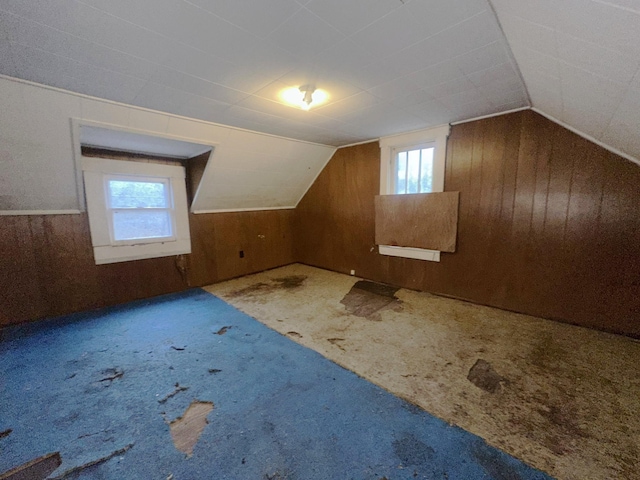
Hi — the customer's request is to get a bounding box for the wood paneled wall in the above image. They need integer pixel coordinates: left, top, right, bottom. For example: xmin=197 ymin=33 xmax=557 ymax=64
xmin=0 ymin=210 xmax=294 ymax=327
xmin=295 ymin=110 xmax=640 ymax=337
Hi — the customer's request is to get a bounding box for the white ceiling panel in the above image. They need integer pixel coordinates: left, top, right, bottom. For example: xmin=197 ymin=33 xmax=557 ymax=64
xmin=1 ymin=0 xmax=638 ymax=164
xmin=491 ymin=0 xmax=640 ymax=162
xmin=267 ymin=8 xmax=345 ymax=60
xmin=186 ymin=0 xmax=301 ymax=37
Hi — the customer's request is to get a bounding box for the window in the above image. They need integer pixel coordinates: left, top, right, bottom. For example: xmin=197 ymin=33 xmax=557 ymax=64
xmin=379 ymin=125 xmax=450 ymax=262
xmin=82 ymin=157 xmax=191 ymax=265
xmin=106 ymin=176 xmax=174 ymax=243
xmin=393 ymin=145 xmax=435 ymax=194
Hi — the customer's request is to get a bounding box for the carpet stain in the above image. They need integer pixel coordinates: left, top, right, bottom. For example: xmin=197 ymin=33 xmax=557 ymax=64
xmin=472 ymin=442 xmax=524 ymax=480
xmin=393 ymin=432 xmax=435 ymax=467
xmin=340 ymin=281 xmax=400 ymax=320
xmin=169 ymin=400 xmax=214 ymax=457
xmin=467 ymin=359 xmax=508 ymax=393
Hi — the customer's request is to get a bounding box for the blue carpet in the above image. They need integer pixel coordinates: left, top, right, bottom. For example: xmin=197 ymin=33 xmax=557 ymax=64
xmin=0 ymin=289 xmax=553 ymax=479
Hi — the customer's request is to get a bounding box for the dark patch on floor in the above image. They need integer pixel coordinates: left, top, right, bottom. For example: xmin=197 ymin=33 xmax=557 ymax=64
xmin=0 ymin=429 xmax=12 ymax=439
xmin=286 ymin=331 xmax=302 ymax=339
xmin=228 ymin=276 xmax=307 ymax=299
xmin=538 ymin=402 xmax=588 ymax=454
xmin=353 ymin=280 xmax=399 ymax=298
xmin=467 ymin=359 xmax=508 ymax=393
xmin=340 ymin=281 xmax=400 ymax=319
xmin=264 ymin=469 xmax=295 ymax=480
xmin=228 ymin=282 xmax=271 ymax=297
xmin=327 ymin=338 xmax=346 ymax=351
xmin=273 ymin=275 xmax=306 ymax=289
xmin=473 ymin=442 xmax=524 ymax=480
xmin=0 ymin=451 xmax=61 ymax=480
xmin=402 ymin=403 xmax=424 ymax=415
xmin=393 ymin=432 xmax=435 ymax=466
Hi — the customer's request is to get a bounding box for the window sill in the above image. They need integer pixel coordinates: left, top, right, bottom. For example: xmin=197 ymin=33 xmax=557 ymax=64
xmin=378 ymin=245 xmax=440 ymax=262
xmin=93 ymin=239 xmax=191 ymax=265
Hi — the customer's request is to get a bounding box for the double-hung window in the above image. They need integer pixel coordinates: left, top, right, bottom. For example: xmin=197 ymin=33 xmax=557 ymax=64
xmin=82 ymin=157 xmax=191 ymax=265
xmin=379 ymin=125 xmax=450 ymax=262
xmin=106 ymin=175 xmax=175 ymax=244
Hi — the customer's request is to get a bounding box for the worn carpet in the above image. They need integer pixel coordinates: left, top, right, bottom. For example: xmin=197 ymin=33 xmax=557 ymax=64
xmin=0 ymin=289 xmax=552 ymax=479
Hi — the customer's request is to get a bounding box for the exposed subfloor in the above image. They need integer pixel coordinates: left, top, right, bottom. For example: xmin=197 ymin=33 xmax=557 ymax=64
xmin=204 ymin=263 xmax=640 ymax=480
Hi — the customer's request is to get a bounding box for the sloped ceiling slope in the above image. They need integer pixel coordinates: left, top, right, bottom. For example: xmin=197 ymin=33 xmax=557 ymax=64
xmin=0 ymin=0 xmax=527 ymax=147
xmin=490 ymin=0 xmax=640 ymax=163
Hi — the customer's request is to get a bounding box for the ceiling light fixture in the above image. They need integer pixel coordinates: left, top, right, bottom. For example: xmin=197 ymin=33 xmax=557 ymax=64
xmin=299 ymin=85 xmax=314 ymax=111
xmin=280 ymin=85 xmax=328 ymax=111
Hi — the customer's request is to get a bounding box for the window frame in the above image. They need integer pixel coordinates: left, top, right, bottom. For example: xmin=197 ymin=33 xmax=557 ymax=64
xmin=82 ymin=157 xmax=191 ymax=265
xmin=104 ymin=174 xmax=177 ymax=246
xmin=378 ymin=124 xmax=450 ymax=262
xmin=391 ymin=142 xmax=436 ymax=195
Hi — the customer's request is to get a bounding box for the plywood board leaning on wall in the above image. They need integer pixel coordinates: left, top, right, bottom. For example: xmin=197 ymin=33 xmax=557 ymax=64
xmin=374 ymin=192 xmax=459 ymax=252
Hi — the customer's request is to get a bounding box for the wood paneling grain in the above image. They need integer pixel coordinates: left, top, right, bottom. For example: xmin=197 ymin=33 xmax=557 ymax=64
xmin=1 ymin=209 xmax=294 ymax=327
xmin=294 ymin=110 xmax=640 ymax=337
xmin=374 ymin=192 xmax=459 ymax=252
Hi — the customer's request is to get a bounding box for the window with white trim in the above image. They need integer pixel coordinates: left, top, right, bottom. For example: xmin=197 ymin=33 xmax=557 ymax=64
xmin=379 ymin=125 xmax=450 ymax=262
xmin=392 ymin=144 xmax=435 ymax=194
xmin=82 ymin=157 xmax=191 ymax=265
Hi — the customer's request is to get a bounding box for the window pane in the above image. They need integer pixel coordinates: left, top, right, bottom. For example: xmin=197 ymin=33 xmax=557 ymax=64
xmin=419 ymin=147 xmax=435 ymax=193
xmin=112 ymin=210 xmax=172 ymax=241
xmin=407 ymin=149 xmax=420 ymax=193
xmin=396 ymin=151 xmax=407 ymax=194
xmin=108 ymin=180 xmax=168 ymax=208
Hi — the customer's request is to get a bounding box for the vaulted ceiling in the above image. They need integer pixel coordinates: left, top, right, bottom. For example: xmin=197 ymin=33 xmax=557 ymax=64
xmin=0 ymin=0 xmax=639 ymax=162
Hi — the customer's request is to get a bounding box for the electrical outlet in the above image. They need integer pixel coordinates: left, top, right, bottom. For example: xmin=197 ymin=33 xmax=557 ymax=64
xmin=350 ymin=270 xmax=355 ymax=276
xmin=239 ymin=250 xmax=244 ymax=258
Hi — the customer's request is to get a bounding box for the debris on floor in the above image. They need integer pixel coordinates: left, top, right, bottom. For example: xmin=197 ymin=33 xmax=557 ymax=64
xmin=0 ymin=451 xmax=61 ymax=480
xmin=170 ymin=345 xmax=186 ymax=351
xmin=286 ymin=331 xmax=302 ymax=338
xmin=208 ymin=368 xmax=222 ymax=374
xmin=214 ymin=326 xmax=232 ymax=335
xmin=158 ymin=383 xmax=189 ymax=404
xmin=169 ymin=400 xmax=214 ymax=457
xmin=0 ymin=429 xmax=12 ymax=439
xmin=340 ymin=280 xmax=400 ymax=319
xmin=467 ymin=359 xmax=508 ymax=394
xmin=96 ymin=367 xmax=124 ymax=385
xmin=48 ymin=444 xmax=134 ymax=480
